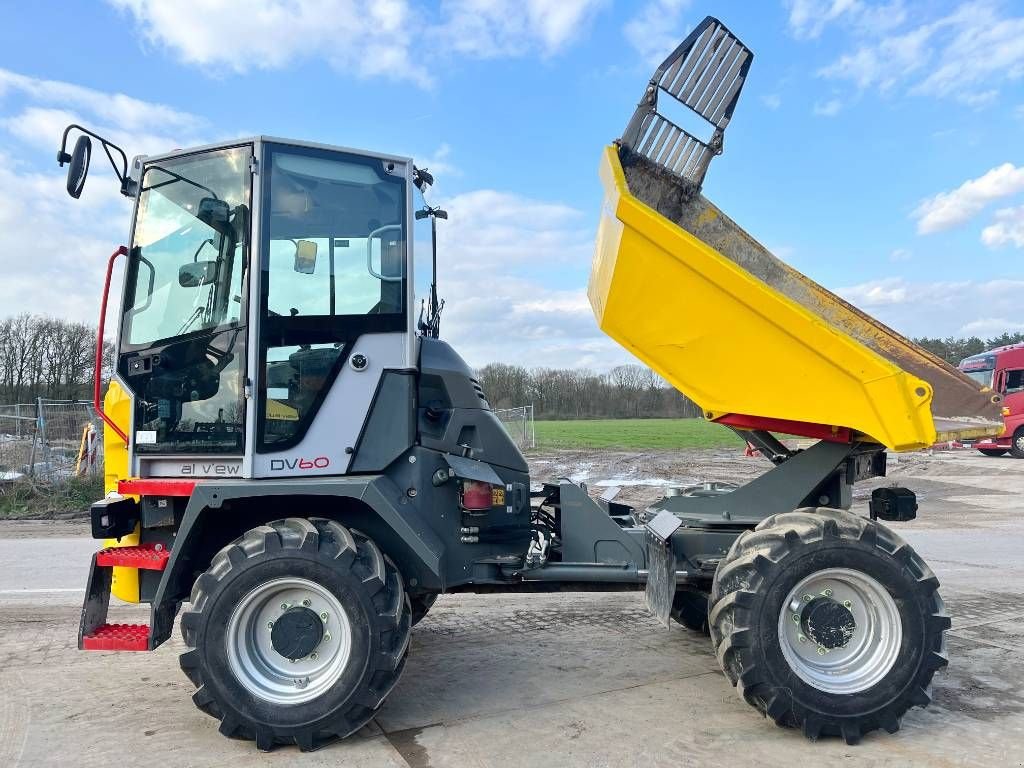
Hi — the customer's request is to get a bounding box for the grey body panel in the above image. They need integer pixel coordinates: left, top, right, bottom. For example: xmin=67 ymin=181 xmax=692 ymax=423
xmin=348 ymin=371 xmax=417 ymax=472
xmin=418 ymin=339 xmax=528 ymax=473
xmin=254 ymin=334 xmax=407 ymax=478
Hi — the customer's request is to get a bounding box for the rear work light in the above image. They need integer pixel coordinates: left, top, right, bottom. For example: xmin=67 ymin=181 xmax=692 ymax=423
xmin=460 ymin=480 xmax=493 ymax=511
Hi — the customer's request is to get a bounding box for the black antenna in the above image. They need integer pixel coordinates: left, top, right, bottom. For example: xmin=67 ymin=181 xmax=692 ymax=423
xmin=415 ymin=203 xmax=447 ymax=338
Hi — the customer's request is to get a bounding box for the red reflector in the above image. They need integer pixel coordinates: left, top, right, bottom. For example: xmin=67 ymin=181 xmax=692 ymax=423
xmin=461 ymin=480 xmax=492 ymax=511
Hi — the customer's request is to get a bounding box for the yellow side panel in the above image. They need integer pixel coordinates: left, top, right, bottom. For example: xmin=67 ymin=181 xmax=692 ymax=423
xmin=102 ymin=381 xmax=139 ymax=603
xmin=589 ymin=146 xmax=941 ymax=452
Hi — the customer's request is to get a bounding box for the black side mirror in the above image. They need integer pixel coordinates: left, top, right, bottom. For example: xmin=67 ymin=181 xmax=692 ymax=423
xmin=179 ymin=260 xmax=217 ymax=287
xmin=197 ymin=197 xmax=231 ymax=236
xmin=66 ymin=135 xmax=92 ymax=199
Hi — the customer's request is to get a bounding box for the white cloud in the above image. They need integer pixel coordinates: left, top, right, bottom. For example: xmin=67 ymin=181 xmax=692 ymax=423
xmin=437 ymin=189 xmax=592 ymax=272
xmin=981 ymin=205 xmax=1024 ymax=248
xmin=108 ymin=0 xmax=604 ymax=87
xmin=839 ymin=277 xmax=1024 ymax=338
xmin=840 ymin=277 xmax=908 ymax=306
xmin=960 ymin=317 xmax=1024 ymax=335
xmin=0 ymin=68 xmax=205 ymax=155
xmin=442 ymin=0 xmax=605 ymax=58
xmin=913 ymin=2 xmax=1024 ymax=101
xmin=817 ymin=24 xmax=932 ymax=91
xmin=913 ymin=163 xmax=1024 ymax=234
xmin=889 ymin=247 xmax=912 ymax=262
xmin=817 ymin=1 xmax=1024 ymax=106
xmin=813 ymin=97 xmax=843 ymax=116
xmin=623 ymin=0 xmax=692 ymax=65
xmin=761 ymin=93 xmax=782 ymax=110
xmin=786 ymin=0 xmax=906 ymax=40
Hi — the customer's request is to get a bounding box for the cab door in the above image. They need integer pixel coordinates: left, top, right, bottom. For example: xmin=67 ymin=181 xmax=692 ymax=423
xmin=252 ymin=141 xmax=412 ymax=478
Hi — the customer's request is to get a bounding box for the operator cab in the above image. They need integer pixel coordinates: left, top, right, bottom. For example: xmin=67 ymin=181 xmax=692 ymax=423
xmin=60 ymin=130 xmax=424 ymax=479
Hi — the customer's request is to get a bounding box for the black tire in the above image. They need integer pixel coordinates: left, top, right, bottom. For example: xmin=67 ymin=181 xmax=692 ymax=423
xmin=670 ymin=587 xmax=710 ymax=634
xmin=978 ymin=448 xmax=1008 ymax=457
xmin=179 ymin=518 xmax=412 ymax=752
xmin=410 ymin=593 xmax=438 ymax=626
xmin=709 ymin=507 xmax=949 ymax=745
xmin=1011 ymin=429 xmax=1024 ymax=459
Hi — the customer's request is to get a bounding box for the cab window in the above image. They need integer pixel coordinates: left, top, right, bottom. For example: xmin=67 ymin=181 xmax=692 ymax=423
xmin=258 ymin=144 xmax=407 ymax=450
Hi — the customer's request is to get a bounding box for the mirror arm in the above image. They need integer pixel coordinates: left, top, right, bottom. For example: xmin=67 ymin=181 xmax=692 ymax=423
xmin=57 ymin=123 xmax=132 ymax=196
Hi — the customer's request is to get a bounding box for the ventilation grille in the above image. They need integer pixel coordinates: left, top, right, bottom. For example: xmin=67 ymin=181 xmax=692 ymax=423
xmin=470 ymin=378 xmax=490 ymax=407
xmin=621 ymin=16 xmax=752 ymax=190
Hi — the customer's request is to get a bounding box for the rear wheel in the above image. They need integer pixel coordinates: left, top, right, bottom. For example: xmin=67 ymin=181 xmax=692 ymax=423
xmin=179 ymin=518 xmax=411 ymax=751
xmin=709 ymin=508 xmax=949 ymax=744
xmin=1011 ymin=429 xmax=1024 ymax=459
xmin=978 ymin=448 xmax=1008 ymax=457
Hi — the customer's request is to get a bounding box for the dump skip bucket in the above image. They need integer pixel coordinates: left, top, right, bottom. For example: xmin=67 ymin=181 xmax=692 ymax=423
xmin=589 ymin=147 xmax=1003 ymax=451
xmin=590 ymin=16 xmax=1002 ymax=452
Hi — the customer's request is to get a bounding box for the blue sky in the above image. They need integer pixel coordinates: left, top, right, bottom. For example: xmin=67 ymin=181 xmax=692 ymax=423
xmin=0 ymin=0 xmax=1021 ymax=369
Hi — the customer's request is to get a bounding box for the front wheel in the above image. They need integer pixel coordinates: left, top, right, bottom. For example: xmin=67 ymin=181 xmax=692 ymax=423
xmin=179 ymin=518 xmax=412 ymax=751
xmin=1012 ymin=429 xmax=1024 ymax=459
xmin=710 ymin=508 xmax=949 ymax=744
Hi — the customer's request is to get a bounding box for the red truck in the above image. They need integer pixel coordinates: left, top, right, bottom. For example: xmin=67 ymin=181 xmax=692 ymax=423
xmin=959 ymin=342 xmax=1024 ymax=458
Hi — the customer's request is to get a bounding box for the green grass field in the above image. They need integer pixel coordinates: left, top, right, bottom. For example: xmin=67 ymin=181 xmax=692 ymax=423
xmin=533 ymin=418 xmax=740 ymax=451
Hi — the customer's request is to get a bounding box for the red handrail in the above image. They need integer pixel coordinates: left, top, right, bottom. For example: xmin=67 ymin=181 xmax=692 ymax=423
xmin=95 ymin=246 xmax=129 ymax=444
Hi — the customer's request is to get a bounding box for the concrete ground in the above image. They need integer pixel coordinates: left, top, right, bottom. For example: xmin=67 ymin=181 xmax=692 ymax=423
xmin=0 ymin=450 xmax=1022 ymax=767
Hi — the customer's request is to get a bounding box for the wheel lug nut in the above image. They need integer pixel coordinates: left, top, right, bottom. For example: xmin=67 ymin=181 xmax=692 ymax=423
xmin=302 ymin=599 xmax=311 ymax=607
xmin=792 ymin=614 xmax=800 ymax=623
xmin=320 ymin=612 xmax=328 ymax=621
xmin=843 ymin=600 xmax=852 ymax=609
xmin=267 ymin=621 xmax=274 ymax=630
xmin=310 ymin=652 xmax=318 ymax=660
xmin=280 ymin=603 xmax=289 ymax=611
xmin=802 ymin=594 xmax=813 ymax=602
xmin=323 ymin=634 xmax=331 ymax=642
xmin=822 ymin=588 xmax=833 ymax=598
xmin=798 ymin=634 xmax=807 ymax=643
xmin=817 ymin=647 xmax=827 ymax=656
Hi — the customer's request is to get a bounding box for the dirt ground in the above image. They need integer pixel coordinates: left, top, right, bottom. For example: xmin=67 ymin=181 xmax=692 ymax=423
xmin=1 ymin=447 xmax=1023 ymax=767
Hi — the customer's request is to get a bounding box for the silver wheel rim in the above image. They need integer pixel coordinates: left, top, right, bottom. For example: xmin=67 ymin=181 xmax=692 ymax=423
xmin=226 ymin=577 xmax=353 ymax=705
xmin=778 ymin=567 xmax=901 ymax=695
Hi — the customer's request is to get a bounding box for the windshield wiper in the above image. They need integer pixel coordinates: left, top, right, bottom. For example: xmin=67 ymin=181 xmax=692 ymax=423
xmin=143 ymin=164 xmax=219 ymax=199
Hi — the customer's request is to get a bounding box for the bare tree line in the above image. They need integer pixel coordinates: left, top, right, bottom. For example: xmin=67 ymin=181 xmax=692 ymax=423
xmin=476 ymin=363 xmax=703 ymax=420
xmin=0 ymin=314 xmax=110 ymax=403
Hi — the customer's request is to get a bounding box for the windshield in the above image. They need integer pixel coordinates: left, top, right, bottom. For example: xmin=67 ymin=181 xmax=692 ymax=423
xmin=123 ymin=146 xmax=252 ymax=348
xmin=960 ymin=353 xmax=996 ymax=388
xmin=963 ymin=369 xmax=994 ymax=387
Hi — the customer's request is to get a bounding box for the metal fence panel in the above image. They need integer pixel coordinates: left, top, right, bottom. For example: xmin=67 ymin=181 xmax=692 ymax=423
xmin=494 ymin=405 xmax=536 ymax=451
xmin=0 ymin=399 xmax=102 ymax=483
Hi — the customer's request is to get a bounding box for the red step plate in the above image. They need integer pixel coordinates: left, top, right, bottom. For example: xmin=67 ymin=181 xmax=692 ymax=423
xmin=82 ymin=623 xmax=150 ymax=651
xmin=95 ymin=544 xmax=170 ymax=571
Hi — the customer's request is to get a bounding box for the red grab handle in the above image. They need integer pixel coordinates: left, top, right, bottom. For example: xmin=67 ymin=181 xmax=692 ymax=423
xmin=95 ymin=246 xmax=129 ymax=444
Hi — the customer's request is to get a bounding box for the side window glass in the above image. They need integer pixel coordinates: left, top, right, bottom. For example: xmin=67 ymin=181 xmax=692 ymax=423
xmin=1006 ymin=369 xmax=1024 ymax=395
xmin=265 ymin=152 xmax=405 ymax=319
